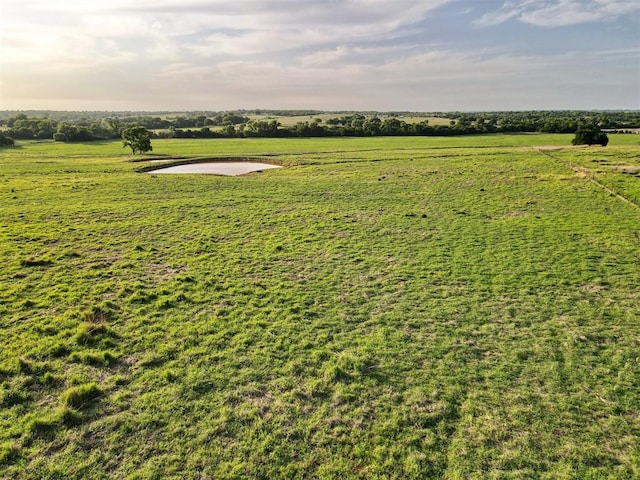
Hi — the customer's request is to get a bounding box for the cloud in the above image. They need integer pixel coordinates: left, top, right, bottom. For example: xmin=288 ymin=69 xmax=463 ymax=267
xmin=475 ymin=0 xmax=640 ymax=27
xmin=119 ymin=48 xmax=636 ymax=110
xmin=172 ymin=1 xmax=455 ymax=58
xmin=0 ymin=0 xmax=455 ymax=72
xmin=0 ymin=0 xmax=637 ymax=110
xmin=475 ymin=9 xmax=521 ymax=27
xmin=2 ymin=45 xmax=636 ymax=110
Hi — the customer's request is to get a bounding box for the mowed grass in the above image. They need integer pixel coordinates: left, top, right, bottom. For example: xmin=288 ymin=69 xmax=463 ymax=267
xmin=1 ymin=136 xmax=639 ymax=478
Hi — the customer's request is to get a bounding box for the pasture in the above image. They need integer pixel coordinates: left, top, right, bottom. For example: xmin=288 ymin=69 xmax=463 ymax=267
xmin=248 ymin=114 xmax=454 ymax=127
xmin=1 ymin=134 xmax=639 ymax=478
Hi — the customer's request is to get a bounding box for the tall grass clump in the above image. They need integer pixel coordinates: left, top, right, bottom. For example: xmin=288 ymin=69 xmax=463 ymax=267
xmin=60 ymin=383 xmax=101 ymax=409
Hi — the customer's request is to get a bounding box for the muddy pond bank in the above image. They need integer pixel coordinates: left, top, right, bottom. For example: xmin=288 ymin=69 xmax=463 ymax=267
xmin=147 ymin=162 xmax=282 ymax=176
xmin=137 ymin=157 xmax=283 ymax=176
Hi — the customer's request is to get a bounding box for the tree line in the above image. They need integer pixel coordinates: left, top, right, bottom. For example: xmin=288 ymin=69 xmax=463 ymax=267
xmin=0 ymin=111 xmax=638 ymax=144
xmin=152 ymin=113 xmax=634 ymax=141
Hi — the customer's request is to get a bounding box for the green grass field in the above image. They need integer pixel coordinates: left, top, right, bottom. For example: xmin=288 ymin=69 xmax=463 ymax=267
xmin=1 ymin=135 xmax=639 ymax=478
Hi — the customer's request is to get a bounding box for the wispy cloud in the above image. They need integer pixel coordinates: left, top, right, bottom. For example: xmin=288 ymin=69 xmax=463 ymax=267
xmin=1 ymin=0 xmax=454 ymax=66
xmin=476 ymin=0 xmax=640 ymax=27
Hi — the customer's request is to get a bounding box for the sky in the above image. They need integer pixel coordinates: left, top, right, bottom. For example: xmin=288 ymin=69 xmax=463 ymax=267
xmin=0 ymin=0 xmax=639 ymax=111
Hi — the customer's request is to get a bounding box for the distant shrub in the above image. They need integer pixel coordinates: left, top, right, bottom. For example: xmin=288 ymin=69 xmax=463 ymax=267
xmin=0 ymin=133 xmax=14 ymax=147
xmin=572 ymin=125 xmax=609 ymax=146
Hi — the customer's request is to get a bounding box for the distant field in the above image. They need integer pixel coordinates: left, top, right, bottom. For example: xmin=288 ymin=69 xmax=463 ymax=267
xmin=9 ymin=132 xmax=638 ymax=159
xmin=1 ymin=135 xmax=639 ymax=478
xmin=249 ymin=114 xmax=454 ymax=127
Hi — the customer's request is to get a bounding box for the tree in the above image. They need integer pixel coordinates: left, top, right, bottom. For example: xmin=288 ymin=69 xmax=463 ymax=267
xmin=55 ymin=123 xmax=79 ymax=142
xmin=572 ymin=124 xmax=609 ymax=146
xmin=103 ymin=117 xmax=123 ymax=138
xmin=54 ymin=122 xmax=94 ymax=142
xmin=0 ymin=132 xmax=14 ymax=147
xmin=243 ymin=120 xmax=279 ymax=137
xmin=221 ymin=125 xmax=236 ymax=137
xmin=122 ymin=126 xmax=152 ymax=154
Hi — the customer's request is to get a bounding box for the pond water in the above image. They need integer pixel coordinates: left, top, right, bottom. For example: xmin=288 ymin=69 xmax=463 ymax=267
xmin=148 ymin=162 xmax=282 ymax=176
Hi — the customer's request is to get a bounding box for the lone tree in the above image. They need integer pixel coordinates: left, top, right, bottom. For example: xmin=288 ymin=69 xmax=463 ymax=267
xmin=122 ymin=125 xmax=152 ymax=154
xmin=572 ymin=124 xmax=608 ymax=147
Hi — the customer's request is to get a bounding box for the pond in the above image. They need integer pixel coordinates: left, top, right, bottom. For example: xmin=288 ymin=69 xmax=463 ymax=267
xmin=147 ymin=162 xmax=282 ymax=176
